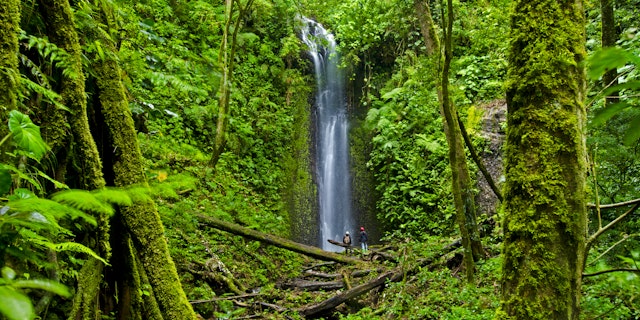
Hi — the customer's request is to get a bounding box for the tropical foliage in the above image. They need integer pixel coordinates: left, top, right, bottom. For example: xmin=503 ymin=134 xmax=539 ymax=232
xmin=0 ymin=0 xmax=638 ymax=318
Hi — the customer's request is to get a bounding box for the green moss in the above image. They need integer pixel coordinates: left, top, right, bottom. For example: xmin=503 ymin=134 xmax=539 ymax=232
xmin=38 ymin=0 xmax=106 ymax=190
xmin=500 ymin=0 xmax=587 ymax=319
xmin=92 ymin=42 xmax=196 ymax=318
xmin=0 ymin=0 xmax=20 ymax=158
xmin=282 ymin=72 xmax=317 ymax=243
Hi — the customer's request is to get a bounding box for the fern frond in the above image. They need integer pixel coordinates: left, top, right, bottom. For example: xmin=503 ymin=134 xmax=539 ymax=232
xmin=17 ymin=76 xmax=69 ymax=112
xmin=126 ymin=186 xmax=155 ymax=204
xmin=51 ymin=190 xmax=113 ymax=217
xmin=20 ymin=32 xmax=78 ymax=80
xmin=51 ymin=242 xmax=107 ymax=265
xmin=91 ymin=188 xmax=133 ymax=207
xmin=6 ymin=197 xmax=97 ymax=227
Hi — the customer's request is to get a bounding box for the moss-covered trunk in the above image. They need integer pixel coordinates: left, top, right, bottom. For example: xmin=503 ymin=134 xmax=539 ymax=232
xmin=0 ymin=0 xmax=20 ymax=158
xmin=37 ymin=0 xmax=106 ymax=190
xmin=499 ymin=0 xmax=587 ymax=319
xmin=416 ymin=0 xmax=483 ymax=281
xmin=91 ymin=35 xmax=197 ymax=320
xmin=35 ymin=1 xmax=113 ymax=319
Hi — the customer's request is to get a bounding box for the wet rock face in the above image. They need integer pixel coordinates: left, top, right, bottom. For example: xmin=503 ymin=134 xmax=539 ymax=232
xmin=476 ymin=99 xmax=507 ymax=233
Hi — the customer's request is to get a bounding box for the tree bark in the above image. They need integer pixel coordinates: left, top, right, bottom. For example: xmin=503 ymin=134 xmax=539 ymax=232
xmin=38 ymin=0 xmax=107 ymax=191
xmin=197 ymin=214 xmax=363 ymax=264
xmin=414 ymin=0 xmax=483 ymax=283
xmin=92 ymin=55 xmax=198 ymax=320
xmin=35 ymin=1 xmax=112 ymax=319
xmin=0 ymin=0 xmax=20 ymax=160
xmin=441 ymin=0 xmax=484 ymax=281
xmin=210 ymin=0 xmax=254 ymax=168
xmin=499 ymin=1 xmax=588 ymax=319
xmin=88 ymin=6 xmax=197 ymax=317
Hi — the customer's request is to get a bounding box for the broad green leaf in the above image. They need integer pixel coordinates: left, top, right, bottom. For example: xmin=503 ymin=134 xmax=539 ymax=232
xmin=601 ymin=80 xmax=640 ymax=98
xmin=0 ymin=168 xmax=11 ymax=195
xmin=587 ymin=47 xmax=636 ymax=80
xmin=12 ymin=279 xmax=71 ymax=297
xmin=2 ymin=266 xmax=16 ymax=280
xmin=591 ymin=102 xmax=631 ymax=126
xmin=7 ymin=110 xmax=49 ymax=161
xmin=0 ymin=286 xmax=35 ymax=320
xmin=623 ymin=115 xmax=640 ymax=145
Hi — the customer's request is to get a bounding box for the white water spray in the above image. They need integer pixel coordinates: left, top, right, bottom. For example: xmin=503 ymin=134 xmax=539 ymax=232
xmin=300 ymin=18 xmax=354 ymax=251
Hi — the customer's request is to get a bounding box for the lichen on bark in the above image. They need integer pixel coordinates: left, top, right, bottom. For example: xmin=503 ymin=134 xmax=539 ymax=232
xmin=499 ymin=0 xmax=588 ymax=319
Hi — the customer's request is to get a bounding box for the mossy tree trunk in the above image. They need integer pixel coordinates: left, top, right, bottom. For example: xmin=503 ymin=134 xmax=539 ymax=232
xmin=0 ymin=0 xmax=20 ymax=159
xmin=89 ymin=10 xmax=197 ymax=318
xmin=210 ymin=0 xmax=254 ymax=168
xmin=414 ymin=0 xmax=483 ymax=282
xmin=499 ymin=1 xmax=588 ymax=319
xmin=35 ymin=2 xmax=112 ymax=318
xmin=37 ymin=0 xmax=106 ymax=191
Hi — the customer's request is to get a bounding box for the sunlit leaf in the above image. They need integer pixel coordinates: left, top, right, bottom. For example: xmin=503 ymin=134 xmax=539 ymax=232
xmin=0 ymin=286 xmax=35 ymax=320
xmin=587 ymin=47 xmax=637 ymax=80
xmin=7 ymin=110 xmax=49 ymax=161
xmin=591 ymin=102 xmax=631 ymax=126
xmin=2 ymin=266 xmax=17 ymax=280
xmin=12 ymin=279 xmax=71 ymax=297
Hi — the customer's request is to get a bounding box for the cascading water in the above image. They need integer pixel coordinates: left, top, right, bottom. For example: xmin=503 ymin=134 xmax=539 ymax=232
xmin=300 ymin=18 xmax=354 ymax=251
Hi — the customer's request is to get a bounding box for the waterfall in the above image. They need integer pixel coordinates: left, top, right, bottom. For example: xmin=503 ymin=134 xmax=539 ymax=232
xmin=300 ymin=18 xmax=354 ymax=251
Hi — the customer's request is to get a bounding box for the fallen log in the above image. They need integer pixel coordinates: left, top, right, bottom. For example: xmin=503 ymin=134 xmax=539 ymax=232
xmin=197 ymin=214 xmax=362 ymax=265
xmin=297 ymin=270 xmax=400 ymax=316
xmin=327 ymin=239 xmax=354 ymax=249
xmin=297 ymin=238 xmax=464 ymax=317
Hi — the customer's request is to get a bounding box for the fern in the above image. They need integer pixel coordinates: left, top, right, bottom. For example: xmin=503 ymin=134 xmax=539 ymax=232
xmin=29 ymin=240 xmax=107 ymax=265
xmin=51 ymin=189 xmax=117 ymax=217
xmin=20 ymin=32 xmax=78 ymax=80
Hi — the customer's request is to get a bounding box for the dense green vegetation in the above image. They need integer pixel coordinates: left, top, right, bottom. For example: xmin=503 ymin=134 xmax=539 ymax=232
xmin=0 ymin=0 xmax=638 ymax=319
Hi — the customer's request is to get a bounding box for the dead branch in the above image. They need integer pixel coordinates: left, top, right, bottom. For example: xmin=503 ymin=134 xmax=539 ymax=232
xmin=304 ymin=270 xmax=340 ymax=279
xmin=189 ymin=293 xmax=261 ymax=304
xmin=583 ymin=268 xmax=640 ymax=277
xmin=303 ymin=262 xmax=336 ymax=271
xmin=297 ymin=270 xmax=400 ymax=317
xmin=586 ymin=202 xmax=640 ymax=251
xmin=282 ymin=279 xmax=345 ymax=291
xmin=197 ymin=214 xmax=362 ymax=265
xmin=588 ymin=198 xmax=640 ymax=209
xmin=296 ymin=238 xmax=464 ymax=317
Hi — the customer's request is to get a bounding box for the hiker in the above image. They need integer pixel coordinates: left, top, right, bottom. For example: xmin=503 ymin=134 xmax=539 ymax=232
xmin=359 ymin=227 xmax=368 ymax=253
xmin=343 ymin=231 xmax=352 ymax=254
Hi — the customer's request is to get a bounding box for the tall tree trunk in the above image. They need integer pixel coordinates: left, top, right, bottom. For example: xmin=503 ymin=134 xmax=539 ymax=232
xmin=210 ymin=0 xmax=254 ymax=168
xmin=37 ymin=0 xmax=106 ymax=191
xmin=35 ymin=1 xmax=112 ymax=319
xmin=415 ymin=0 xmax=483 ymax=282
xmin=0 ymin=0 xmax=20 ymax=160
xmin=499 ymin=1 xmax=588 ymax=319
xmin=601 ymin=0 xmax=618 ymax=104
xmin=90 ymin=21 xmax=197 ymax=319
